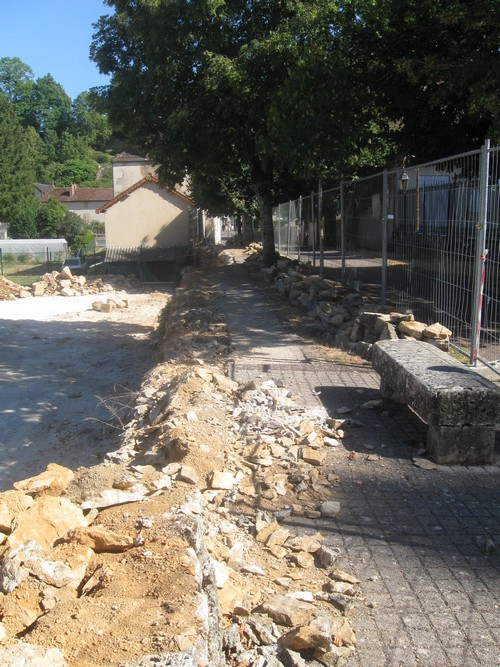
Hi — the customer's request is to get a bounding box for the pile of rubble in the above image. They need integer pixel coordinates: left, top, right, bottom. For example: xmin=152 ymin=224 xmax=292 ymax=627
xmin=0 ymin=276 xmax=24 ymax=301
xmin=0 ymin=265 xmax=366 ymax=666
xmin=244 ymin=251 xmax=452 ymax=355
xmin=0 ymin=268 xmax=143 ymax=301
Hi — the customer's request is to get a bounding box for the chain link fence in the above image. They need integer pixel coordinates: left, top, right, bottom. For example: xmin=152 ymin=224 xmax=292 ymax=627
xmin=273 ymin=141 xmax=500 ymax=374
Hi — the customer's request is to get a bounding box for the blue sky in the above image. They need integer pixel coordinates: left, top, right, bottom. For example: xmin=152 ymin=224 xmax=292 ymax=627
xmin=0 ymin=0 xmax=112 ymax=100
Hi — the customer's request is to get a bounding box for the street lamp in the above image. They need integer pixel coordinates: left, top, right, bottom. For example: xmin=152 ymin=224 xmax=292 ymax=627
xmin=400 ymin=170 xmax=409 ymax=192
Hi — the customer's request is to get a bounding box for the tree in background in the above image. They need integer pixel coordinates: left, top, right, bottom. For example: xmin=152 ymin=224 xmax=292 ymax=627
xmin=0 ymin=57 xmax=34 ymax=120
xmin=35 ymin=198 xmax=94 ymax=254
xmin=71 ymin=92 xmax=112 ymax=150
xmin=0 ymin=57 xmax=113 ymax=189
xmin=0 ymin=94 xmax=38 ymax=236
xmin=91 ymin=0 xmax=392 ymax=265
xmin=366 ymin=0 xmax=500 ymax=161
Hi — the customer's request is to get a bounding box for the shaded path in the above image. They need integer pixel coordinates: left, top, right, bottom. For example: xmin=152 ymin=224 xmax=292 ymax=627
xmin=215 ymin=257 xmax=500 ymax=667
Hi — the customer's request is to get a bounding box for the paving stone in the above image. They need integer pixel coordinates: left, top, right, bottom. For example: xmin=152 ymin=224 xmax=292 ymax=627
xmin=216 ymin=259 xmax=500 ymax=667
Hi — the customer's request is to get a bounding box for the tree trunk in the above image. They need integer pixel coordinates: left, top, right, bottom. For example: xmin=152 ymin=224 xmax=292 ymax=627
xmin=241 ymin=212 xmax=254 ymax=244
xmin=252 ymin=159 xmax=276 ymax=267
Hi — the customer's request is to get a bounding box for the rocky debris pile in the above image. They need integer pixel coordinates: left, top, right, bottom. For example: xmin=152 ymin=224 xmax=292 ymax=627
xmin=0 ymin=268 xmax=143 ymax=301
xmin=157 ymin=275 xmax=231 ymax=363
xmin=0 ymin=276 xmax=24 ymax=301
xmin=0 ymin=264 xmax=366 ymax=666
xmin=31 ymin=268 xmax=122 ymax=298
xmin=243 ymin=251 xmax=452 ymax=356
xmin=103 ymin=363 xmax=362 ymax=667
xmin=91 ymin=297 xmax=129 ymax=313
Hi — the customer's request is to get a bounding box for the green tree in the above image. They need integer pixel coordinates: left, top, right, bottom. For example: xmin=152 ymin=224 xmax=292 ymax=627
xmin=370 ymin=0 xmax=500 ymax=160
xmin=35 ymin=199 xmax=94 ymax=252
xmin=25 ymin=74 xmax=72 ymax=138
xmin=91 ymin=0 xmax=389 ymax=265
xmin=71 ymin=92 xmax=112 ymax=149
xmin=54 ymin=158 xmax=97 ymax=186
xmin=0 ymin=57 xmax=34 ymax=120
xmin=35 ymin=198 xmax=66 ymax=238
xmin=0 ymin=94 xmax=38 ymax=233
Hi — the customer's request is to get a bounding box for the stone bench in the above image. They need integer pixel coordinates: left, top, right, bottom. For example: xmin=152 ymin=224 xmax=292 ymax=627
xmin=371 ymin=339 xmax=499 ymax=464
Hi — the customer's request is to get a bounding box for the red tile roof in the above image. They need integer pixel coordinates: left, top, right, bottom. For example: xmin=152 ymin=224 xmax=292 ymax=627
xmin=96 ymin=174 xmax=194 ymax=213
xmin=41 ymin=185 xmax=113 ymax=203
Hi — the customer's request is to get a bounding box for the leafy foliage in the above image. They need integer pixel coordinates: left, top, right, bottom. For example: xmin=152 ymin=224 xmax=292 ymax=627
xmin=91 ymin=0 xmax=394 ymax=264
xmin=34 ymin=198 xmax=94 ymax=253
xmin=0 ymin=94 xmax=37 ymax=230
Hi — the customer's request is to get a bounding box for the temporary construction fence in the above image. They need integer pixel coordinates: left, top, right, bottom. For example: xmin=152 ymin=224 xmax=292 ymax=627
xmin=0 ymin=239 xmax=69 ymax=276
xmin=272 ymin=140 xmax=500 ymax=374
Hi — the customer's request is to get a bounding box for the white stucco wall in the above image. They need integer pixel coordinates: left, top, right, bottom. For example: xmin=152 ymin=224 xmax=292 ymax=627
xmin=64 ymin=202 xmax=108 ymax=224
xmin=112 ymin=160 xmax=157 ymax=195
xmin=104 ymin=182 xmax=191 ymax=248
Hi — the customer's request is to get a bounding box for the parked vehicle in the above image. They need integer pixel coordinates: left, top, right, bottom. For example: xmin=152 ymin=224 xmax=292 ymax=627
xmin=61 ymin=257 xmax=87 ymax=275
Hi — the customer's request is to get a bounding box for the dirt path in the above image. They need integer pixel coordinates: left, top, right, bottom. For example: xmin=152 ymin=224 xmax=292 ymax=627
xmin=0 ymin=288 xmax=173 ymax=491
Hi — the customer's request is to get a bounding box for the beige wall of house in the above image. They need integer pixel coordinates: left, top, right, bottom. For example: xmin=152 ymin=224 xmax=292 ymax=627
xmin=112 ymin=158 xmax=157 ymax=196
xmin=104 ymin=182 xmax=191 ymax=248
xmin=65 ymin=202 xmax=108 ymax=224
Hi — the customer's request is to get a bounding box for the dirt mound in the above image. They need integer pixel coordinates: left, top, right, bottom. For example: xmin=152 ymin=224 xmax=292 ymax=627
xmin=0 ymin=258 xmax=363 ymax=666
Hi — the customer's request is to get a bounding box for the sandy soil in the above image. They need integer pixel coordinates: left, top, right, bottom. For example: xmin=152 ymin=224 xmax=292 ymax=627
xmin=0 ymin=287 xmax=173 ymax=492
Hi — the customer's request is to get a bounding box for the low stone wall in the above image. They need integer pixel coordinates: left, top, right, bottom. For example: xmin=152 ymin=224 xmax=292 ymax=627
xmin=372 ymin=339 xmax=499 ymax=464
xmin=248 ymin=252 xmax=452 ymax=356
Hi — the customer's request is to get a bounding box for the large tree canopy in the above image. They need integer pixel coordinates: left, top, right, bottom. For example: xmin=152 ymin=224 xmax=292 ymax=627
xmin=370 ymin=0 xmax=500 ymax=161
xmin=91 ymin=0 xmax=390 ymax=265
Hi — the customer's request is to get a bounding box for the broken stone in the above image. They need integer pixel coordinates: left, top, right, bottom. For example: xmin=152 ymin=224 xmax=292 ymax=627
xmin=257 ymin=595 xmax=315 ymax=627
xmin=212 ymin=372 xmax=238 ymax=394
xmin=413 ymin=458 xmax=437 ymax=470
xmin=0 ymin=642 xmax=67 ymax=666
xmin=319 ymin=501 xmax=340 ymax=517
xmin=62 ymin=526 xmax=135 ymax=553
xmin=80 ymin=488 xmax=148 ymax=509
xmin=0 ymin=490 xmax=34 ymax=533
xmin=176 ymin=466 xmax=199 ymax=485
xmin=210 ymin=557 xmax=232 ymax=588
xmin=316 ymin=545 xmax=341 ymax=568
xmin=285 ymin=534 xmax=323 ymax=554
xmin=209 ymin=470 xmax=240 ymax=490
xmin=6 ymin=496 xmax=87 ymax=550
xmin=329 ymin=569 xmax=360 ymax=585
xmin=301 ymin=448 xmax=326 ymax=466
xmin=290 ymin=551 xmax=315 ymax=569
xmin=256 ymin=520 xmax=280 ymax=544
xmin=278 ymin=615 xmax=332 ymax=651
xmin=397 ymin=319 xmax=427 ymax=340
xmin=423 ymin=322 xmax=452 ymax=339
xmin=13 ymin=463 xmax=74 ymax=497
xmin=330 ymin=616 xmax=357 ymax=645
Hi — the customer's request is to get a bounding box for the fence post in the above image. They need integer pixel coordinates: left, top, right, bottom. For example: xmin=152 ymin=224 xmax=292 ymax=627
xmin=340 ymin=181 xmax=346 ymax=283
xmin=311 ymin=191 xmax=316 ymax=268
xmin=298 ymin=196 xmax=303 ymax=263
xmin=287 ymin=200 xmax=292 ymax=258
xmin=318 ymin=180 xmax=324 ymax=277
xmin=381 ymin=170 xmax=388 ymax=305
xmin=470 ymin=139 xmax=491 ymax=365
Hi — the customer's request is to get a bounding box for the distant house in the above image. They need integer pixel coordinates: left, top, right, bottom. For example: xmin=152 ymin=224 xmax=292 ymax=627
xmin=96 ymin=172 xmax=194 ymax=249
xmin=96 ymin=152 xmax=196 ymax=252
xmin=40 ymin=184 xmax=113 ymax=224
xmin=35 ymin=152 xmax=199 ymax=253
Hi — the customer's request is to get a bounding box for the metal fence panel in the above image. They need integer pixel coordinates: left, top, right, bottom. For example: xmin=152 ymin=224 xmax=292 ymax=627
xmin=272 ymin=142 xmax=500 ymax=373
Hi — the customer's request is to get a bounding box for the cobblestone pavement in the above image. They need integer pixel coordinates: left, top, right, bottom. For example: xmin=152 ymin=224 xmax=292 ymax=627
xmin=216 ymin=260 xmax=500 ymax=667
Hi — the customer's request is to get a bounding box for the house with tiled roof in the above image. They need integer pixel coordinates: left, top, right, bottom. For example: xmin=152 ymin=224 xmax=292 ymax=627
xmin=39 ymin=151 xmax=200 ymax=252
xmin=96 ymin=154 xmax=195 ymax=250
xmin=40 ymin=184 xmax=113 ymax=223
